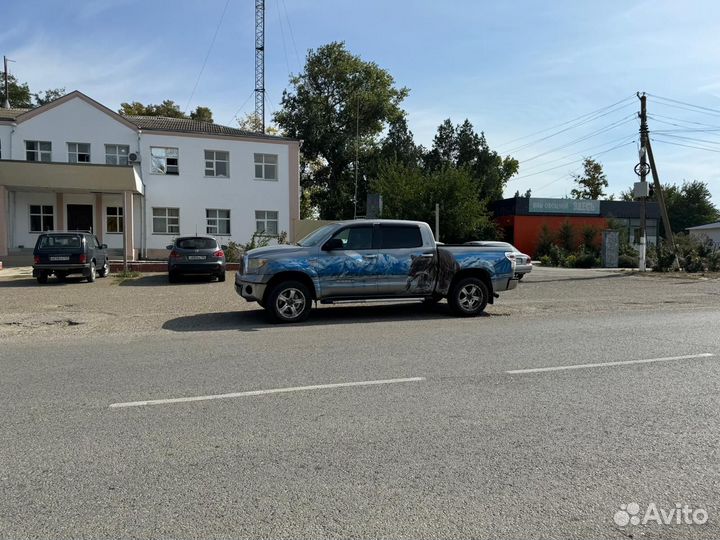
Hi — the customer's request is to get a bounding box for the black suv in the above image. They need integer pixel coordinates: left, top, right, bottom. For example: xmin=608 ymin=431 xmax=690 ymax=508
xmin=33 ymin=232 xmax=110 ymax=284
xmin=167 ymin=236 xmax=227 ymax=282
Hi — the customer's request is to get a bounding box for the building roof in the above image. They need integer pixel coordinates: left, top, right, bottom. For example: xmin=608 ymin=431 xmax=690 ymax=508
xmin=687 ymin=221 xmax=720 ymax=230
xmin=123 ymin=115 xmax=279 ymax=138
xmin=0 ymin=108 xmax=31 ymax=120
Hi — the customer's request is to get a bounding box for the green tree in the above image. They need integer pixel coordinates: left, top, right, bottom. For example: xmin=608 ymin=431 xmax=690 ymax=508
xmin=571 ymin=157 xmax=608 ymax=200
xmin=663 ymin=180 xmax=720 ymax=233
xmin=0 ymin=72 xmax=32 ymax=108
xmin=274 ymin=41 xmax=408 ymax=219
xmin=371 ymin=160 xmax=493 ymax=243
xmin=33 ymin=87 xmax=66 ymax=106
xmin=424 ymin=118 xmax=518 ymax=201
xmin=190 ymin=106 xmax=213 ymax=123
xmin=236 ymin=112 xmax=279 ymax=135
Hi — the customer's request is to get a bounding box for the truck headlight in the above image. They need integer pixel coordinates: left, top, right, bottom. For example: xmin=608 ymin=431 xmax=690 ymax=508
xmin=247 ymin=258 xmax=268 ymax=273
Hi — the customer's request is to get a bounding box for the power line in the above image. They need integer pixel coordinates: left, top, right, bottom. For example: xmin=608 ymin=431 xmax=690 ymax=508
xmin=648 ymin=93 xmax=720 ymax=117
xmin=227 ymin=89 xmax=256 ymax=125
xmin=650 ymin=133 xmax=720 ymax=145
xmin=280 ymin=0 xmax=302 ymax=69
xmin=648 ymin=113 xmax=720 ymax=130
xmin=651 ymin=137 xmax=720 ymax=154
xmin=517 ymin=114 xmax=636 ymax=164
xmin=275 ymin=0 xmax=292 ymax=77
xmin=184 ymin=0 xmax=230 ymax=114
xmin=500 ymin=100 xmax=636 ymax=154
xmin=516 ymin=134 xmax=636 ymax=175
xmin=495 ymin=95 xmax=635 ymax=150
xmin=511 ymin=139 xmax=636 ymax=181
xmin=648 ymin=98 xmax=720 ymax=118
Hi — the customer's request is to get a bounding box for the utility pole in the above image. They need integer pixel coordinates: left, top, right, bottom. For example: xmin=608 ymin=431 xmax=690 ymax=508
xmin=353 ymin=96 xmax=359 ymax=219
xmin=254 ymin=0 xmax=265 ymax=133
xmin=435 ymin=203 xmax=440 ymax=242
xmin=2 ymin=56 xmax=11 ymax=109
xmin=637 ymin=93 xmax=649 ymax=271
xmin=645 ymin=138 xmax=680 ymax=269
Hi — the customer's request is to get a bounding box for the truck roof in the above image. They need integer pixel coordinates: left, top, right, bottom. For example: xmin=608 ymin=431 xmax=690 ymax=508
xmin=334 ymin=219 xmax=430 ymax=227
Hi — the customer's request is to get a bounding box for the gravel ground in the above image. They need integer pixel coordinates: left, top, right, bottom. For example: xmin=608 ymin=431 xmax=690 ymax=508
xmin=1 ymin=266 xmax=718 ymax=343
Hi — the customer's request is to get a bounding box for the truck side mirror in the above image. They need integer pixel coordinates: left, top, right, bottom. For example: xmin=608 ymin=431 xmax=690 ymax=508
xmin=322 ymin=238 xmax=344 ymax=251
xmin=166 ymin=244 xmax=174 ymax=250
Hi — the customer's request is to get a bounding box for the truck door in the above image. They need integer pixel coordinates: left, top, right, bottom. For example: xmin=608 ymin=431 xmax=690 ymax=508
xmin=376 ymin=224 xmax=435 ymax=296
xmin=314 ymin=224 xmax=379 ymax=297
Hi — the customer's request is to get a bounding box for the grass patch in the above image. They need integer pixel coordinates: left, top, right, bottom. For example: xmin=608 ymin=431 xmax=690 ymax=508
xmin=113 ymin=270 xmax=141 ymax=284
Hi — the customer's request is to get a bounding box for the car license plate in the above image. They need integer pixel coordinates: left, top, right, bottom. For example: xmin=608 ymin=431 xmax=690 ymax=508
xmin=187 ymin=255 xmax=206 ymax=260
xmin=50 ymin=256 xmax=69 ymax=261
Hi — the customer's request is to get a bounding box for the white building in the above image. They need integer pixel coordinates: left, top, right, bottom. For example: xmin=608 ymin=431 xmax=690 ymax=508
xmin=0 ymin=91 xmax=300 ymax=260
xmin=688 ymin=222 xmax=720 ymax=246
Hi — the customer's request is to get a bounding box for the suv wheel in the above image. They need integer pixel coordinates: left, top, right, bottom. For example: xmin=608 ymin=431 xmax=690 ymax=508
xmin=55 ymin=272 xmax=67 ymax=282
xmin=267 ymin=280 xmax=312 ymax=323
xmin=449 ymin=277 xmax=488 ymax=317
xmin=37 ymin=272 xmax=48 ymax=284
xmin=86 ymin=262 xmax=97 ymax=283
xmin=217 ymin=271 xmax=226 ymax=282
xmin=98 ymin=261 xmax=109 ymax=277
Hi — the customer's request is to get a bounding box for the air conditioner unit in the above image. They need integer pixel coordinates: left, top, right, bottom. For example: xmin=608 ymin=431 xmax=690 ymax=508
xmin=128 ymin=152 xmax=140 ymax=163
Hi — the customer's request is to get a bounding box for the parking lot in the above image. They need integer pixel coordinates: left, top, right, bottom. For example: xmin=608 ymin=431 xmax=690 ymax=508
xmin=1 ymin=267 xmax=719 ymax=539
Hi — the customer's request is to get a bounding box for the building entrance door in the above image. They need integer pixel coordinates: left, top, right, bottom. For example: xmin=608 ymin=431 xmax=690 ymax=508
xmin=67 ymin=204 xmax=93 ymax=232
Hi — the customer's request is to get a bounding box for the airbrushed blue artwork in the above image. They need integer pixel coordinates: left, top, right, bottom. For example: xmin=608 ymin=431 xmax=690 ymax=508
xmin=235 ymin=220 xmax=518 ymax=323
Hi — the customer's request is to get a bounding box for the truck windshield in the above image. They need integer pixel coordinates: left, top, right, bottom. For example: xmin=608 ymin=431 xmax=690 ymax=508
xmin=37 ymin=235 xmax=83 ymax=249
xmin=296 ymin=224 xmax=337 ymax=247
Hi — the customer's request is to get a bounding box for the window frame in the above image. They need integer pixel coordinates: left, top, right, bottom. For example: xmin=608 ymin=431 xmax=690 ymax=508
xmin=206 ymin=208 xmax=231 ymax=235
xmin=67 ymin=142 xmax=91 ymax=163
xmin=255 ymin=210 xmax=279 ymax=236
xmin=106 ymin=206 xmax=124 ymax=234
xmin=152 ymin=207 xmax=180 ymax=235
xmin=204 ymin=150 xmax=230 ymax=178
xmin=105 ymin=144 xmax=130 ymax=166
xmin=26 ymin=141 xmax=52 ymax=162
xmin=253 ymin=153 xmax=279 ymax=181
xmin=150 ymin=147 xmax=180 ymax=175
xmin=330 ymin=224 xmax=375 ymax=250
xmin=29 ymin=204 xmax=55 ymax=233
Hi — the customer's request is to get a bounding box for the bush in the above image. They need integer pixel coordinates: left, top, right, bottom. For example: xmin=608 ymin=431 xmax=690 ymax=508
xmin=581 ymin=226 xmax=599 ymax=256
xmin=540 ymin=255 xmax=551 ymax=266
xmin=536 ymin=224 xmax=555 ymax=258
xmin=225 ymin=241 xmax=243 ymax=263
xmin=574 ymin=252 xmax=597 ymax=268
xmin=564 ymin=254 xmax=577 ymax=268
xmin=618 ymin=254 xmax=639 ymax=268
xmin=549 ymin=244 xmax=566 ymax=267
xmin=557 ymin=220 xmax=576 ymax=252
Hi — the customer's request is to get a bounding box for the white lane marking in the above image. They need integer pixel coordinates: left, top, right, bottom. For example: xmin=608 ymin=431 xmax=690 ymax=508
xmin=506 ymin=353 xmax=715 ymax=375
xmin=109 ymin=377 xmax=426 ymax=409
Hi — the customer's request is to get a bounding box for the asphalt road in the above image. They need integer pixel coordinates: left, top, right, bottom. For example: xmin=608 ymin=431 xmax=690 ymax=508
xmin=1 ymin=267 xmax=719 ymax=539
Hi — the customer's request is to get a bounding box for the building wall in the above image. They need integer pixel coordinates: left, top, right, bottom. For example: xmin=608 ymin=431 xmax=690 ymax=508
xmin=509 ymin=215 xmax=610 ymax=257
xmin=690 ymin=227 xmax=720 ymax=246
xmin=0 ymin=124 xmax=11 ymax=159
xmin=9 ymin=98 xmax=138 ymax=162
xmin=140 ymin=132 xmax=293 ymax=254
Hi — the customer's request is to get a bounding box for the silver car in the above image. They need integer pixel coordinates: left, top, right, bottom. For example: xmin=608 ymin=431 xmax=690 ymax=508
xmin=464 ymin=241 xmax=533 ymax=279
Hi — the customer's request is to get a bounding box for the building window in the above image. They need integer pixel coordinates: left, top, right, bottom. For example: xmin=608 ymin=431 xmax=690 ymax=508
xmin=206 ymin=209 xmax=230 ymax=235
xmin=152 ymin=207 xmax=180 ymax=234
xmin=255 ymin=210 xmax=278 ymax=236
xmin=205 ymin=150 xmax=229 ymax=177
xmin=254 ymin=153 xmax=278 ymax=181
xmin=26 ymin=141 xmax=52 ymax=162
xmin=30 ymin=205 xmax=54 ymax=232
xmin=150 ymin=147 xmax=179 ymax=175
xmin=68 ymin=142 xmax=91 ymax=163
xmin=105 ymin=144 xmax=130 ymax=166
xmin=106 ymin=206 xmax=124 ymax=233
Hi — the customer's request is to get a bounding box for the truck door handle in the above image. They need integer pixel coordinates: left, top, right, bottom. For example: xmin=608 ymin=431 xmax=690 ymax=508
xmin=419 ymin=253 xmax=434 ymax=258
xmin=363 ymin=254 xmax=378 ymax=259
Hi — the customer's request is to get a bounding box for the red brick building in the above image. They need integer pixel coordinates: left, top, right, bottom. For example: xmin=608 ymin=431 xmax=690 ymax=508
xmin=490 ymin=197 xmax=661 ymax=257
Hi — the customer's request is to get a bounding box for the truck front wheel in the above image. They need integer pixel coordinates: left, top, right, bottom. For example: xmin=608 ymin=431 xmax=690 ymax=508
xmin=267 ymin=280 xmax=312 ymax=323
xmin=449 ymin=277 xmax=488 ymax=317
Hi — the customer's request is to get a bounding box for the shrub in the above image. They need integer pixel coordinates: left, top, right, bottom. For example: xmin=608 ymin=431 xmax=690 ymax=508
xmin=574 ymin=252 xmax=597 ymax=268
xmin=618 ymin=254 xmax=639 ymax=268
xmin=564 ymin=254 xmax=577 ymax=268
xmin=225 ymin=241 xmax=243 ymax=263
xmin=557 ymin=220 xmax=576 ymax=252
xmin=540 ymin=255 xmax=551 ymax=266
xmin=581 ymin=225 xmax=599 ymax=256
xmin=536 ymin=224 xmax=555 ymax=258
xmin=549 ymin=244 xmax=566 ymax=267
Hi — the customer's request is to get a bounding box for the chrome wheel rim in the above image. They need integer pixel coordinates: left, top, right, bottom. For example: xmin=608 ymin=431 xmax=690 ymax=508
xmin=458 ymin=284 xmax=482 ymax=311
xmin=276 ymin=288 xmax=306 ymax=319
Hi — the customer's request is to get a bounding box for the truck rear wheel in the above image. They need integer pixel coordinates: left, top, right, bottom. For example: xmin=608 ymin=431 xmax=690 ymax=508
xmin=449 ymin=277 xmax=488 ymax=317
xmin=86 ymin=262 xmax=96 ymax=283
xmin=267 ymin=280 xmax=312 ymax=323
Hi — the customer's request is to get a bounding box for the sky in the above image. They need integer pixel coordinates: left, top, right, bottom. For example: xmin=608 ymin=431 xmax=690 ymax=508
xmin=2 ymin=0 xmax=720 ymax=203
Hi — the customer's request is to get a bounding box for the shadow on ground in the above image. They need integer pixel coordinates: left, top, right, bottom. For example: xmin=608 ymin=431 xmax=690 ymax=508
xmin=0 ymin=276 xmax=88 ymax=288
xmin=523 ymin=272 xmax=628 ymax=284
xmin=161 ymin=301 xmax=495 ymax=332
xmin=118 ymin=274 xmax=221 ymax=286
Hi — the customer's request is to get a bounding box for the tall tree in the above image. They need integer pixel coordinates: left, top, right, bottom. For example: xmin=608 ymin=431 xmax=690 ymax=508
xmin=571 ymin=157 xmax=608 ymax=199
xmin=118 ymin=100 xmax=215 ymax=122
xmin=274 ymin=41 xmax=408 ymax=219
xmin=663 ymin=180 xmax=719 ymax=233
xmin=189 ymin=106 xmax=213 ymax=123
xmin=425 ymin=118 xmax=518 ymax=201
xmin=0 ymin=73 xmax=33 ymax=108
xmin=33 ymin=87 xmax=66 ymax=106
